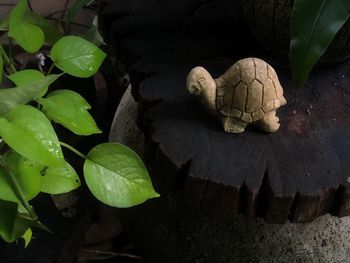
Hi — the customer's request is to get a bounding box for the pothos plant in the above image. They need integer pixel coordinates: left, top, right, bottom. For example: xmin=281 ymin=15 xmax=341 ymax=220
xmin=290 ymin=0 xmax=350 ymax=87
xmin=0 ymin=0 xmax=159 ymax=246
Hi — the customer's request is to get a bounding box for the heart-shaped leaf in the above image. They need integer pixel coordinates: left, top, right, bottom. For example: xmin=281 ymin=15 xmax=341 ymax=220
xmin=0 ymin=74 xmax=61 ymax=115
xmin=50 ymin=36 xmax=106 ymax=78
xmin=0 ymin=151 xmax=42 ymax=203
xmin=0 ymin=105 xmax=64 ymax=167
xmin=41 ymin=161 xmax=80 ymax=194
xmin=290 ymin=0 xmax=350 ymax=87
xmin=37 ymin=90 xmax=101 ymax=135
xmin=84 ymin=143 xmax=159 ymax=208
xmin=24 ymin=12 xmax=62 ymax=45
xmin=8 ymin=0 xmax=44 ymax=53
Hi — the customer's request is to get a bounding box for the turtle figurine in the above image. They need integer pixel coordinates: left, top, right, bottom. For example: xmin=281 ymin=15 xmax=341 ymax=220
xmin=186 ymin=58 xmax=287 ymax=133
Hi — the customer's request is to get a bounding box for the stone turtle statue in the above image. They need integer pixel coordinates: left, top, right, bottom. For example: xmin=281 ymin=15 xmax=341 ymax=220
xmin=186 ymin=58 xmax=287 ymax=133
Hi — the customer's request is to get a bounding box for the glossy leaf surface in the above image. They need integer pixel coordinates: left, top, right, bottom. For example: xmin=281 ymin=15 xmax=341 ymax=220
xmin=37 ymin=90 xmax=101 ymax=135
xmin=0 ymin=105 xmax=64 ymax=167
xmin=50 ymin=36 xmax=106 ymax=78
xmin=41 ymin=161 xmax=80 ymax=194
xmin=290 ymin=0 xmax=350 ymax=87
xmin=84 ymin=143 xmax=159 ymax=208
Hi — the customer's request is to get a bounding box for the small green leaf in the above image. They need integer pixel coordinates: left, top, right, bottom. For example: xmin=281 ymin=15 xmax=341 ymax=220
xmin=37 ymin=89 xmax=101 ymax=135
xmin=22 ymin=227 xmax=32 ymax=248
xmin=51 ymin=36 xmax=106 ymax=78
xmin=24 ymin=12 xmax=63 ymax=45
xmin=0 ymin=105 xmax=64 ymax=167
xmin=0 ymin=15 xmax=9 ymax=31
xmin=290 ymin=0 xmax=350 ymax=87
xmin=41 ymin=161 xmax=80 ymax=194
xmin=84 ymin=143 xmax=159 ymax=208
xmin=8 ymin=0 xmax=27 ymax=32
xmin=0 ymin=199 xmax=17 ymax=242
xmin=8 ymin=0 xmax=44 ymax=53
xmin=84 ymin=17 xmax=105 ymax=47
xmin=0 ymin=151 xmax=42 ymax=203
xmin=0 ymin=48 xmax=3 ymax=84
xmin=8 ymin=69 xmax=45 ymax=86
xmin=0 ymin=200 xmax=32 ymax=243
xmin=0 ymin=74 xmax=61 ymax=115
xmin=85 ymin=26 xmax=105 ymax=47
xmin=66 ymin=0 xmax=94 ymax=26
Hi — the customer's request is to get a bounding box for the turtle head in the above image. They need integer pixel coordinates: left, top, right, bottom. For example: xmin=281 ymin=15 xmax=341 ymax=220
xmin=186 ymin=66 xmax=215 ymax=96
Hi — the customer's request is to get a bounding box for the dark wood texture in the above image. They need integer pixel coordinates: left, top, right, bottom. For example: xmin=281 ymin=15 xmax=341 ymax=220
xmin=107 ymin=0 xmax=350 ymax=223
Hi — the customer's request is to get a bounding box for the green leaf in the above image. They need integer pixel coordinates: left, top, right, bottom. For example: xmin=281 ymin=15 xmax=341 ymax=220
xmin=0 ymin=48 xmax=3 ymax=84
xmin=24 ymin=12 xmax=63 ymax=45
xmin=85 ymin=26 xmax=105 ymax=47
xmin=51 ymin=36 xmax=106 ymax=78
xmin=0 ymin=74 xmax=61 ymax=115
xmin=8 ymin=69 xmax=45 ymax=86
xmin=10 ymin=23 xmax=44 ymax=53
xmin=22 ymin=227 xmax=32 ymax=248
xmin=84 ymin=143 xmax=159 ymax=208
xmin=41 ymin=161 xmax=80 ymax=194
xmin=289 ymin=0 xmax=350 ymax=87
xmin=37 ymin=90 xmax=101 ymax=135
xmin=0 ymin=200 xmax=32 ymax=243
xmin=0 ymin=15 xmax=9 ymax=31
xmin=0 ymin=151 xmax=42 ymax=203
xmin=66 ymin=0 xmax=94 ymax=26
xmin=0 ymin=105 xmax=65 ymax=167
xmin=8 ymin=0 xmax=44 ymax=53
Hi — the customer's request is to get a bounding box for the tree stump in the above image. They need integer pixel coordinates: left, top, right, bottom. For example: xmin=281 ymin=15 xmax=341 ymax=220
xmin=134 ymin=57 xmax=350 ymax=223
xmin=105 ymin=0 xmax=350 ymax=261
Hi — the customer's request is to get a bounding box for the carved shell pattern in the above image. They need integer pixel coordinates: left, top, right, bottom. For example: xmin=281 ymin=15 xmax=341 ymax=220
xmin=216 ymin=58 xmax=282 ymax=123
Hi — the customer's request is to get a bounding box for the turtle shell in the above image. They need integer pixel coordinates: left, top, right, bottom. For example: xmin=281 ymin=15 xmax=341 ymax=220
xmin=216 ymin=58 xmax=284 ymax=123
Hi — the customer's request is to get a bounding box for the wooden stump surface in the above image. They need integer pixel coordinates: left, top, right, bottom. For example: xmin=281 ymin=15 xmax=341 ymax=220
xmin=106 ymin=0 xmax=350 ymax=223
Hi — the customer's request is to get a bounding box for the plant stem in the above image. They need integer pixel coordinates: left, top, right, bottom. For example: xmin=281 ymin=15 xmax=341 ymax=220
xmin=0 ymin=157 xmax=38 ymax=220
xmin=47 ymin=63 xmax=55 ymax=75
xmin=60 ymin=142 xmax=87 ymax=159
xmin=0 ymin=42 xmax=17 ymax=73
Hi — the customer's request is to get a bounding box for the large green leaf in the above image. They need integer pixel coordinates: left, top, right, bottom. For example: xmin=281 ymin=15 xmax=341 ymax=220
xmin=0 ymin=105 xmax=64 ymax=167
xmin=24 ymin=12 xmax=63 ymax=45
xmin=41 ymin=161 xmax=80 ymax=194
xmin=0 ymin=200 xmax=32 ymax=243
xmin=84 ymin=143 xmax=159 ymax=208
xmin=37 ymin=90 xmax=101 ymax=135
xmin=50 ymin=36 xmax=106 ymax=78
xmin=0 ymin=74 xmax=61 ymax=115
xmin=290 ymin=0 xmax=350 ymax=87
xmin=0 ymin=151 xmax=42 ymax=203
xmin=8 ymin=0 xmax=44 ymax=53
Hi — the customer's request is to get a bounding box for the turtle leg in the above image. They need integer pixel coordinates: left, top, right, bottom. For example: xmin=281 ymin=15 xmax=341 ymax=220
xmin=255 ymin=111 xmax=280 ymax=132
xmin=222 ymin=117 xmax=247 ymax=133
